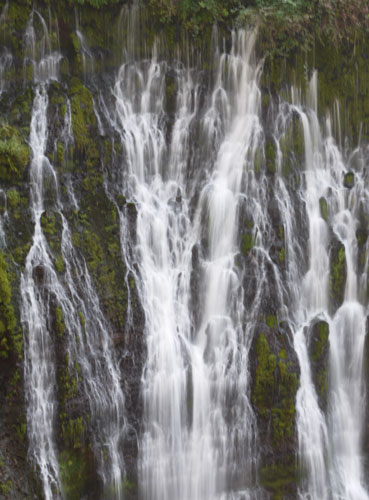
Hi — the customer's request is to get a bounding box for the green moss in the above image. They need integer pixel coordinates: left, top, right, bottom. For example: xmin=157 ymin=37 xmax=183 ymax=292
xmin=260 ymin=463 xmax=296 ymax=500
xmin=0 ymin=251 xmax=21 ymax=359
xmin=0 ymin=124 xmax=29 ymax=183
xmin=310 ymin=321 xmax=329 ymax=362
xmin=55 ymin=255 xmax=65 ymax=274
xmin=57 ymin=142 xmax=65 ymax=165
xmin=266 ymin=314 xmax=278 ymax=329
xmin=278 ymin=247 xmax=285 ymax=263
xmin=265 ymin=136 xmax=277 ymax=175
xmin=241 ymin=233 xmax=255 ymax=255
xmin=272 ymin=359 xmax=298 ymax=446
xmin=6 ymin=189 xmax=20 ymax=209
xmin=62 ymin=417 xmax=86 ymax=450
xmin=59 ymin=450 xmax=89 ymax=500
xmin=70 ymin=78 xmax=99 ymax=169
xmin=329 ymin=241 xmax=346 ymax=309
xmin=82 ymin=230 xmax=104 ymax=272
xmin=319 ymin=197 xmax=328 ymax=222
xmin=55 ymin=306 xmax=66 ymax=337
xmin=252 ymin=334 xmax=277 ymax=416
xmin=343 ymin=171 xmax=355 ymax=189
xmin=13 ymin=244 xmax=31 ymax=267
xmin=0 ymin=480 xmax=12 ymax=495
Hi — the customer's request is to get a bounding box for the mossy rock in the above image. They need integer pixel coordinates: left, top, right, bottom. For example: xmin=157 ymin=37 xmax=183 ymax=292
xmin=265 ymin=134 xmax=277 ymax=175
xmin=69 ymin=78 xmax=98 ymax=169
xmin=329 ymin=238 xmax=346 ymax=312
xmin=0 ymin=124 xmax=29 ymax=184
xmin=59 ymin=449 xmax=94 ymax=500
xmin=308 ymin=320 xmax=329 ymax=411
xmin=343 ymin=171 xmax=355 ymax=189
xmin=260 ymin=462 xmax=297 ymax=500
xmin=0 ymin=252 xmax=21 ymax=359
xmin=319 ymin=197 xmax=328 ymax=222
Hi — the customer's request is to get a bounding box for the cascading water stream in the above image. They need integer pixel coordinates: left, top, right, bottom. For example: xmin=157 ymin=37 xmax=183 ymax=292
xmin=21 ymin=12 xmax=127 ymax=500
xmin=274 ymin=73 xmax=369 ymax=500
xmin=106 ymin=21 xmax=265 ymax=500
xmin=21 ymin=83 xmax=62 ymax=500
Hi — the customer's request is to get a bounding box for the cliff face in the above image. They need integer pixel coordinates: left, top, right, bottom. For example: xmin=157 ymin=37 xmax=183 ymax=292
xmin=0 ymin=1 xmax=368 ymax=499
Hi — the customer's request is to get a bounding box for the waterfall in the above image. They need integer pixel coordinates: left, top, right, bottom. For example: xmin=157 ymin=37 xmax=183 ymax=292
xmin=1 ymin=5 xmax=368 ymax=499
xmin=106 ymin=22 xmax=264 ymax=500
xmin=274 ymin=72 xmax=369 ymax=499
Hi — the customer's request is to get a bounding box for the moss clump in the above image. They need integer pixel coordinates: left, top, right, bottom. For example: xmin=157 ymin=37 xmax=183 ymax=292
xmin=6 ymin=189 xmax=20 ymax=209
xmin=55 ymin=255 xmax=65 ymax=274
xmin=278 ymin=247 xmax=285 ymax=263
xmin=57 ymin=142 xmax=65 ymax=165
xmin=70 ymin=78 xmax=99 ymax=169
xmin=319 ymin=197 xmax=328 ymax=222
xmin=0 ymin=124 xmax=29 ymax=183
xmin=0 ymin=252 xmax=21 ymax=359
xmin=55 ymin=306 xmax=66 ymax=337
xmin=241 ymin=233 xmax=255 ymax=255
xmin=260 ymin=462 xmax=297 ymax=500
xmin=272 ymin=358 xmax=299 ymax=446
xmin=252 ymin=333 xmax=299 ymax=451
xmin=252 ymin=334 xmax=277 ymax=417
xmin=266 ymin=314 xmax=278 ymax=329
xmin=310 ymin=321 xmax=329 ymax=362
xmin=343 ymin=171 xmax=355 ymax=189
xmin=0 ymin=480 xmax=12 ymax=495
xmin=329 ymin=240 xmax=346 ymax=310
xmin=59 ymin=450 xmax=89 ymax=500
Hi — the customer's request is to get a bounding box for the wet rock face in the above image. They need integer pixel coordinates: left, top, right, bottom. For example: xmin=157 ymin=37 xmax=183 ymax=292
xmin=249 ymin=319 xmax=300 ymax=500
xmin=329 ymin=237 xmax=347 ymax=313
xmin=343 ymin=170 xmax=355 ymax=189
xmin=308 ymin=319 xmax=329 ymax=412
